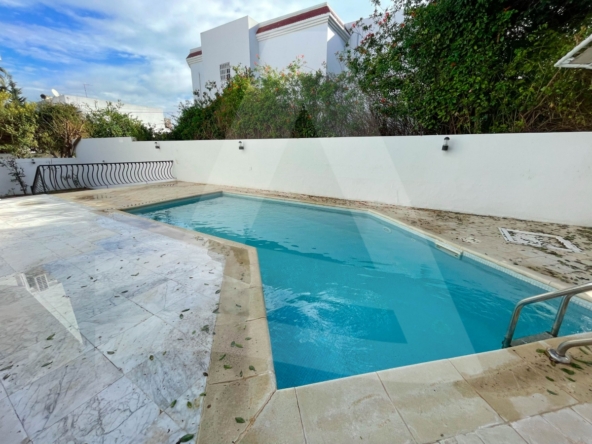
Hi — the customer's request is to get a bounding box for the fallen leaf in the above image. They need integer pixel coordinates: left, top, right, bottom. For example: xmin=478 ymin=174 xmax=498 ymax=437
xmin=179 ymin=314 xmax=184 ymax=319
xmin=182 ymin=309 xmax=190 ymax=312
xmin=149 ymin=355 xmax=154 ymax=361
xmin=249 ymin=365 xmax=256 ymax=371
xmin=215 ymin=290 xmax=221 ymax=294
xmin=224 ymin=365 xmax=233 ymax=369
xmin=131 ymin=273 xmax=139 ymax=277
xmin=41 ymin=362 xmax=53 ymax=367
xmin=187 ymin=401 xmax=193 ymax=408
xmin=235 ymin=417 xmax=245 ymax=423
xmin=0 ymin=365 xmax=13 ymax=372
xmin=107 ymin=351 xmax=115 ymax=355
xmin=219 ymin=354 xmax=226 ymax=361
xmin=170 ymin=400 xmax=177 ymax=408
xmin=200 ymin=392 xmax=206 ymax=397
xmin=177 ymin=433 xmax=194 ymax=443
xmin=245 ymin=337 xmax=252 ymax=341
xmin=46 ymin=334 xmax=55 ymax=340
xmin=201 ymin=325 xmax=209 ymax=333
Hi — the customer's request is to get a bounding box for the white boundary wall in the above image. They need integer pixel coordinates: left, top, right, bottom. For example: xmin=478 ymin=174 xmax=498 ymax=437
xmin=2 ymin=133 xmax=591 ymax=226
xmin=0 ymin=158 xmax=80 ymax=198
xmin=72 ymin=133 xmax=592 ymax=227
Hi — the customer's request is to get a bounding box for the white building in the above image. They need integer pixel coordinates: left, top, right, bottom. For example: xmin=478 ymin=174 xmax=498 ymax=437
xmin=186 ymin=2 xmax=359 ymax=94
xmin=45 ymin=95 xmax=167 ymax=131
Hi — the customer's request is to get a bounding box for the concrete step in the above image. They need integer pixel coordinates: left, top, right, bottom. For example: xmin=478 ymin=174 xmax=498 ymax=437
xmin=511 ymin=332 xmax=553 ymax=347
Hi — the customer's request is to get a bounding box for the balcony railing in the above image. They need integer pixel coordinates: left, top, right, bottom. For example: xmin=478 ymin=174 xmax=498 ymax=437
xmin=31 ymin=161 xmax=175 ymax=194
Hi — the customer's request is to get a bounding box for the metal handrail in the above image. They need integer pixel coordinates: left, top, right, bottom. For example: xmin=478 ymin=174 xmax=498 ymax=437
xmin=31 ymin=161 xmax=175 ymax=195
xmin=502 ymin=282 xmax=592 ymax=348
xmin=547 ymin=335 xmax=592 ymax=364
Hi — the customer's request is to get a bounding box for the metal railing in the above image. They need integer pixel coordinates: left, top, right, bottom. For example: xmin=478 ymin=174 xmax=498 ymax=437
xmin=547 ymin=335 xmax=592 ymax=364
xmin=31 ymin=161 xmax=175 ymax=194
xmin=502 ymin=282 xmax=592 ymax=348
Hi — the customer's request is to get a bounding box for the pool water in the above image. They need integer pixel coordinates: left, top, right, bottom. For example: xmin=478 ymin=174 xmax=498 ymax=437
xmin=129 ymin=193 xmax=592 ymax=388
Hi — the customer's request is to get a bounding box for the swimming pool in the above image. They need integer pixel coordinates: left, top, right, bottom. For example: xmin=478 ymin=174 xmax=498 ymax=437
xmin=129 ymin=193 xmax=592 ymax=388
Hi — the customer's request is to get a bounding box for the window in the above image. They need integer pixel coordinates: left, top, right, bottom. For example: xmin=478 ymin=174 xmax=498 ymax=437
xmin=220 ymin=62 xmax=231 ymax=83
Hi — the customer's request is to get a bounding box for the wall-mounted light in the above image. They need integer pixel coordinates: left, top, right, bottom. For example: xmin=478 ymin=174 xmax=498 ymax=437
xmin=442 ymin=137 xmax=450 ymax=151
xmin=31 ymin=159 xmax=36 ymax=165
xmin=239 ymin=141 xmax=244 ymax=150
xmin=155 ymin=142 xmax=161 ymax=149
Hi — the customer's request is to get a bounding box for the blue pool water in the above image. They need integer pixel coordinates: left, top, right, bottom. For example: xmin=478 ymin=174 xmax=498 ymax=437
xmin=129 ymin=193 xmax=592 ymax=388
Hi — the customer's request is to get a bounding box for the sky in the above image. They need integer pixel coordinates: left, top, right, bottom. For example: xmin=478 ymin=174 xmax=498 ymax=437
xmin=0 ymin=0 xmax=376 ymax=119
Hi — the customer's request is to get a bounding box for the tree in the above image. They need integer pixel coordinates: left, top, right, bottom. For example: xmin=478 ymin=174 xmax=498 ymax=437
xmin=36 ymin=102 xmax=88 ymax=158
xmin=85 ymin=101 xmax=154 ymax=140
xmin=0 ymin=68 xmax=25 ymax=105
xmin=344 ymin=0 xmax=592 ymax=135
xmin=0 ymin=91 xmax=38 ymax=157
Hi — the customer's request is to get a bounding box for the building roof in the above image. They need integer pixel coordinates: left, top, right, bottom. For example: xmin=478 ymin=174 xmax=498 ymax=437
xmin=555 ymin=34 xmax=592 ymax=70
xmin=186 ymin=3 xmax=347 ymax=59
xmin=256 ymin=3 xmax=343 ymax=34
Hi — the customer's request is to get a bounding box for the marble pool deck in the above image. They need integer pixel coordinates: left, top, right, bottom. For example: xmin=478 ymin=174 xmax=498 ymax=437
xmin=1 ymin=181 xmax=592 ymax=444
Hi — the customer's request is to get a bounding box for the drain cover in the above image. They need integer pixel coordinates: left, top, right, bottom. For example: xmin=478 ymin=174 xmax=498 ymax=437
xmin=499 ymin=228 xmax=582 ymax=253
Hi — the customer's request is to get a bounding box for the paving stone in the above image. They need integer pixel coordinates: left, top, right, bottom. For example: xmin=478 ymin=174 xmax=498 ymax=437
xmin=511 ymin=415 xmax=572 ymax=444
xmin=379 ymin=360 xmax=501 ymax=443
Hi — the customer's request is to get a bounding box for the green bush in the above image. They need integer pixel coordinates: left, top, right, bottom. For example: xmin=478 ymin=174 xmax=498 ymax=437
xmin=344 ymin=0 xmax=592 ymax=135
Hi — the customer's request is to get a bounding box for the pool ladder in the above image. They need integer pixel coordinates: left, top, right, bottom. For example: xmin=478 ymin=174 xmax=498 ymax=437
xmin=502 ymin=282 xmax=592 ymax=355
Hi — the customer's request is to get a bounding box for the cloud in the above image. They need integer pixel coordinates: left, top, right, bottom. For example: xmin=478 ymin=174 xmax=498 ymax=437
xmin=0 ymin=0 xmax=373 ymax=117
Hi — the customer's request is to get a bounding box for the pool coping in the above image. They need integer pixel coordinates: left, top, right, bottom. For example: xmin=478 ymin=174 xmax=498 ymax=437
xmin=57 ymin=186 xmax=592 ymax=443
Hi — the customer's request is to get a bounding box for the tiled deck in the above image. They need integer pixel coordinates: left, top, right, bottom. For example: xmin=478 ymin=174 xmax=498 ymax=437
xmin=0 ymin=194 xmax=227 ymax=443
xmin=1 ymin=182 xmax=592 ymax=444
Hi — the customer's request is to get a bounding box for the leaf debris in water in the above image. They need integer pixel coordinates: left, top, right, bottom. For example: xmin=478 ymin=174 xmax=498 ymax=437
xmin=46 ymin=334 xmax=55 ymax=340
xmin=235 ymin=417 xmax=245 ymax=424
xmin=170 ymin=400 xmax=177 ymax=408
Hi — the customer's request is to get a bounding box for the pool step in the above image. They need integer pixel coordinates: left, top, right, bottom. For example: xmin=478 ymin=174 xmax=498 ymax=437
xmin=511 ymin=332 xmax=553 ymax=347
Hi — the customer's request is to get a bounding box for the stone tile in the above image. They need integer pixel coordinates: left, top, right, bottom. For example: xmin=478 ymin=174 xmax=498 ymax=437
xmin=77 ymin=298 xmax=152 ymax=346
xmin=241 ymin=388 xmax=306 ymax=444
xmin=0 ymin=332 xmax=92 ymax=396
xmin=543 ymin=407 xmax=592 ymax=443
xmin=155 ymin=291 xmax=219 ymax=340
xmin=198 ymin=373 xmax=275 ymax=444
xmin=0 ymin=396 xmax=29 ymax=444
xmin=475 ymin=425 xmax=527 ymax=443
xmin=511 ymin=415 xmax=572 ymax=444
xmin=379 ymin=360 xmax=501 ymax=443
xmin=0 ymin=381 xmax=7 ymax=401
xmin=34 ymin=376 xmax=160 ymax=444
xmin=126 ymin=278 xmax=191 ymax=315
xmin=0 ymin=294 xmax=79 ymax=358
xmin=572 ymin=402 xmax=592 ymax=423
xmin=125 ymin=338 xmax=210 ymax=411
xmin=208 ymin=318 xmax=273 ymax=384
xmin=512 ymin=340 xmax=592 ymax=404
xmin=10 ymin=349 xmax=122 ymax=438
xmin=217 ymin=276 xmax=266 ymax=324
xmin=296 ymin=373 xmax=414 ymax=444
xmin=451 ymin=349 xmax=577 ymax=422
xmin=440 ymin=434 xmax=484 ymax=444
xmin=164 ymin=376 xmax=206 ymax=433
